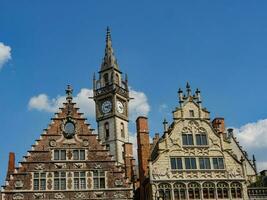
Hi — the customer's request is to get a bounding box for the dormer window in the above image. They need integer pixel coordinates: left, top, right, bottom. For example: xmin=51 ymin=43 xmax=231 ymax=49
xmin=189 ymin=110 xmax=194 ymax=117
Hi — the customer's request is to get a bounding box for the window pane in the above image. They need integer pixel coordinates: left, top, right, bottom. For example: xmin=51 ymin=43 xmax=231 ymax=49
xmin=40 ymin=179 xmax=46 ymax=190
xmin=199 ymin=158 xmax=205 ymax=169
xmin=202 ymin=134 xmax=208 ymax=145
xmin=171 ymin=158 xmax=176 ymax=169
xmin=54 ymin=172 xmax=59 ymax=177
xmin=61 ymin=179 xmax=66 ymax=190
xmin=100 ymin=178 xmax=105 ymax=188
xmin=34 ymin=179 xmax=39 ymax=190
xmin=80 ymin=178 xmax=86 ymax=189
xmin=34 ymin=173 xmax=39 ymax=178
xmin=191 ymin=158 xmax=197 ymax=169
xmin=218 ymin=158 xmax=224 ymax=169
xmin=177 ymin=158 xmax=183 ymax=169
xmin=185 ymin=158 xmax=190 ymax=169
xmin=182 ymin=134 xmax=187 ymax=145
xmin=93 ymin=178 xmax=99 ymax=189
xmin=61 ymin=172 xmax=66 ymax=177
xmin=213 ymin=158 xmax=219 ymax=169
xmin=80 ymin=150 xmax=85 ymax=160
xmin=74 ymin=178 xmax=79 ymax=189
xmin=80 ymin=172 xmax=85 ymax=177
xmin=54 ymin=179 xmax=59 ymax=190
xmin=54 ymin=150 xmax=59 ymax=160
xmin=61 ymin=150 xmax=66 ymax=160
xmin=196 ymin=134 xmax=201 ymax=145
xmin=188 ymin=134 xmax=193 ymax=145
xmin=205 ymin=158 xmax=211 ymax=169
xmin=73 ymin=150 xmax=79 ymax=160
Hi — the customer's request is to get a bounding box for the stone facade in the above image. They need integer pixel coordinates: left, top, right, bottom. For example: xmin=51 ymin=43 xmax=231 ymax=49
xmin=1 ymin=28 xmax=134 ymax=200
xmin=137 ymin=83 xmax=257 ymax=200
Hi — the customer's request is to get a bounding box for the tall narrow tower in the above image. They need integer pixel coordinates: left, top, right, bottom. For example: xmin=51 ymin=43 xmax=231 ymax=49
xmin=93 ymin=27 xmax=130 ymax=164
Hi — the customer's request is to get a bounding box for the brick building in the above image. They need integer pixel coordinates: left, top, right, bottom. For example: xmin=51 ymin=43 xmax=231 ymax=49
xmin=137 ymin=83 xmax=258 ymax=200
xmin=1 ymin=28 xmax=135 ymax=200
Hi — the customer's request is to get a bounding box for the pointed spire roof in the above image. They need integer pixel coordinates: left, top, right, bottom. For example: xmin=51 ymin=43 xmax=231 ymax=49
xmin=100 ymin=27 xmax=119 ymax=71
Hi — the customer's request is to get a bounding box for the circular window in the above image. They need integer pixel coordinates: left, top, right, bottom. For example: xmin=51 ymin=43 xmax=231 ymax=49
xmin=64 ymin=121 xmax=75 ymax=139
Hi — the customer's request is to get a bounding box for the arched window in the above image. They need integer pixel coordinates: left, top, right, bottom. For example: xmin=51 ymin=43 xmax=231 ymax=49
xmin=217 ymin=182 xmax=229 ymax=199
xmin=158 ymin=183 xmax=172 ymax=200
xmin=121 ymin=122 xmax=125 ymax=138
xmin=173 ymin=182 xmax=186 ymax=200
xmin=103 ymin=73 xmax=109 ymax=86
xmin=188 ymin=182 xmax=201 ymax=199
xmin=230 ymin=182 xmax=242 ymax=198
xmin=105 ymin=122 xmax=109 ymax=138
xmin=203 ymin=182 xmax=215 ymax=199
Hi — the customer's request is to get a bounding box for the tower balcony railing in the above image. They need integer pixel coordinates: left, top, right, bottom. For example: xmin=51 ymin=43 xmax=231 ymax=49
xmin=94 ymin=83 xmax=128 ymax=98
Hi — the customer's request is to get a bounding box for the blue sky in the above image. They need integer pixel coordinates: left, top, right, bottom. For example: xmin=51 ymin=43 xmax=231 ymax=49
xmin=1 ymin=1 xmax=267 ymax=183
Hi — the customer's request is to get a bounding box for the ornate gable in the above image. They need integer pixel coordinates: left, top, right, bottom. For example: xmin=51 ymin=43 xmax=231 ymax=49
xmin=2 ymin=85 xmax=132 ymax=200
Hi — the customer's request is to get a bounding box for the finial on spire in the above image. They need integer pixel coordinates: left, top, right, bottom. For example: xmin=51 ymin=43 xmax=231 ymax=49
xmin=66 ymin=85 xmax=73 ymax=102
xmin=186 ymin=82 xmax=191 ymax=96
xmin=106 ymin=26 xmax=111 ymax=44
xmin=163 ymin=118 xmax=168 ymax=132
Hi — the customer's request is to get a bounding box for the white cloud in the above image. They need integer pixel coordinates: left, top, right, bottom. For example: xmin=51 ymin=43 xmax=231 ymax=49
xmin=235 ymin=119 xmax=267 ymax=149
xmin=28 ymin=88 xmax=95 ymax=117
xmin=129 ymin=88 xmax=150 ymax=121
xmin=0 ymin=42 xmax=11 ymax=70
xmin=28 ymin=88 xmax=150 ymax=121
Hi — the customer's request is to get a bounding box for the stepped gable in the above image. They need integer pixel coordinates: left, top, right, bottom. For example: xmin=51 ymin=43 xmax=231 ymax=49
xmin=2 ymin=85 xmax=132 ymax=200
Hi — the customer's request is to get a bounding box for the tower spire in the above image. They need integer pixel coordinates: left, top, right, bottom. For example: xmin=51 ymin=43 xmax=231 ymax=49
xmin=101 ymin=27 xmax=119 ymax=71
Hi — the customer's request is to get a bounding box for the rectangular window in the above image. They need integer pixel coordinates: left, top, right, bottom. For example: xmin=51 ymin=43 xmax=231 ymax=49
xmin=74 ymin=172 xmax=86 ymax=190
xmin=199 ymin=158 xmax=211 ymax=169
xmin=185 ymin=158 xmax=197 ymax=169
xmin=33 ymin=172 xmax=46 ymax=190
xmin=182 ymin=134 xmax=194 ymax=145
xmin=73 ymin=150 xmax=86 ymax=160
xmin=54 ymin=172 xmax=66 ymax=190
xmin=106 ymin=144 xmax=110 ymax=151
xmin=213 ymin=157 xmax=224 ymax=169
xmin=170 ymin=157 xmax=183 ymax=170
xmin=196 ymin=134 xmax=208 ymax=145
xmin=93 ymin=170 xmax=105 ymax=189
xmin=54 ymin=150 xmax=66 ymax=160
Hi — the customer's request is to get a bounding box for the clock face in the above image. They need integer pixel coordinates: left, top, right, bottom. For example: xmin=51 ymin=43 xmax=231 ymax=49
xmin=101 ymin=100 xmax=112 ymax=113
xmin=64 ymin=121 xmax=75 ymax=139
xmin=116 ymin=101 xmax=124 ymax=114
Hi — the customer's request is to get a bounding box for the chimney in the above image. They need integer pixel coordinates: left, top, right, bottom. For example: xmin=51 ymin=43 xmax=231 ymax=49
xmin=123 ymin=143 xmax=134 ymax=181
xmin=136 ymin=116 xmax=150 ymax=200
xmin=6 ymin=152 xmax=15 ymax=180
xmin=212 ymin=118 xmax=225 ymax=133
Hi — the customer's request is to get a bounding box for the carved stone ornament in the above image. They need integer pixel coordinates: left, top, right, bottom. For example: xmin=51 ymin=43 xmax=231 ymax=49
xmin=94 ymin=163 xmax=102 ymax=169
xmin=14 ymin=180 xmax=24 ymax=189
xmin=94 ymin=192 xmax=104 ymax=198
xmin=115 ymin=179 xmax=123 ymax=186
xmin=55 ymin=163 xmax=66 ymax=169
xmin=74 ymin=163 xmax=84 ymax=169
xmin=75 ymin=192 xmax=86 ymax=199
xmin=54 ymin=193 xmax=65 ymax=199
xmin=82 ymin=139 xmax=89 ymax=147
xmin=49 ymin=140 xmax=57 ymax=147
xmin=34 ymin=193 xmax=44 ymax=199
xmin=13 ymin=193 xmax=24 ymax=200
xmin=114 ymin=193 xmax=125 ymax=198
xmin=35 ymin=164 xmax=45 ymax=171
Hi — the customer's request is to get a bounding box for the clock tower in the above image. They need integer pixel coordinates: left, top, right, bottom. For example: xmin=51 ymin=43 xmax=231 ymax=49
xmin=93 ymin=27 xmax=130 ymax=164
